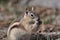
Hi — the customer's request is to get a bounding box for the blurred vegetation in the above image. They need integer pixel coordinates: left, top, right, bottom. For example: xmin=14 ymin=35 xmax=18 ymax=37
xmin=0 ymin=0 xmax=9 ymax=5
xmin=44 ymin=17 xmax=53 ymax=24
xmin=43 ymin=15 xmax=55 ymax=24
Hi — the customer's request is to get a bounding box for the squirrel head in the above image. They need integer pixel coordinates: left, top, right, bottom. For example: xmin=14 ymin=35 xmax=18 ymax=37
xmin=24 ymin=7 xmax=42 ymax=25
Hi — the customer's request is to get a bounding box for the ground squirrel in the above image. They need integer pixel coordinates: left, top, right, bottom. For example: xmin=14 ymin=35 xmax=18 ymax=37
xmin=7 ymin=7 xmax=42 ymax=40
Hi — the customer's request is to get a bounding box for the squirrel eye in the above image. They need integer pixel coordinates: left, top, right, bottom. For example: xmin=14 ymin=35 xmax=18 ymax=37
xmin=31 ymin=14 xmax=33 ymax=17
xmin=31 ymin=14 xmax=35 ymax=19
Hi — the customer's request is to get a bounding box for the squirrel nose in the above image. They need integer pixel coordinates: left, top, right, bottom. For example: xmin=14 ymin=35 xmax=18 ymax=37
xmin=37 ymin=18 xmax=42 ymax=25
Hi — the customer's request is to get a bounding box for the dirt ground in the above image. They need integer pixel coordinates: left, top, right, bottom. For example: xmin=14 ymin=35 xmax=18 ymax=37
xmin=0 ymin=26 xmax=8 ymax=40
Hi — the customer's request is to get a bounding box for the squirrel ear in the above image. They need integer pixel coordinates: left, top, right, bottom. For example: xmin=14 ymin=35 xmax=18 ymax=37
xmin=26 ymin=7 xmax=31 ymax=11
xmin=25 ymin=8 xmax=28 ymax=14
xmin=31 ymin=7 xmax=35 ymax=11
xmin=31 ymin=7 xmax=34 ymax=11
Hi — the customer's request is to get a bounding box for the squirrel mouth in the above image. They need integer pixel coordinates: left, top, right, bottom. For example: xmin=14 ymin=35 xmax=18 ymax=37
xmin=28 ymin=19 xmax=42 ymax=25
xmin=37 ymin=18 xmax=42 ymax=25
xmin=29 ymin=21 xmax=35 ymax=24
